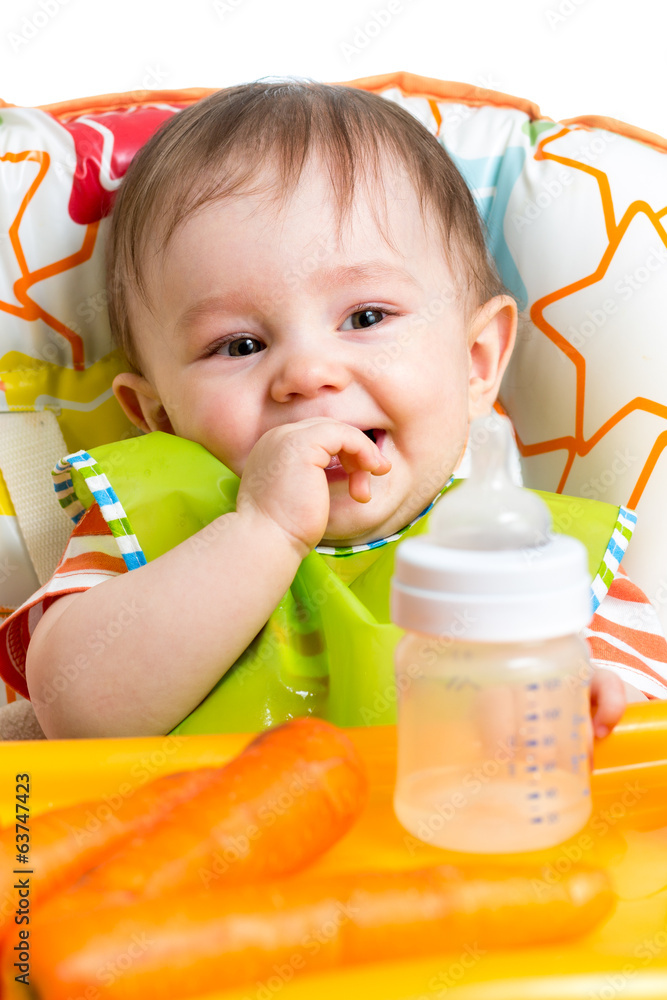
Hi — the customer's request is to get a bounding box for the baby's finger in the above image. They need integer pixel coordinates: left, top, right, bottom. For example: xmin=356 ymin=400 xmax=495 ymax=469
xmin=348 ymin=469 xmax=371 ymax=504
xmin=336 ymin=439 xmax=390 ymax=476
xmin=590 ymin=668 xmax=626 ymax=739
xmin=371 ymin=455 xmax=392 ymax=475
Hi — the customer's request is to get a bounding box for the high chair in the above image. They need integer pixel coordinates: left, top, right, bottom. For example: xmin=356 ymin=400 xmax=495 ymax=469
xmin=2 ymin=73 xmax=667 ymax=1000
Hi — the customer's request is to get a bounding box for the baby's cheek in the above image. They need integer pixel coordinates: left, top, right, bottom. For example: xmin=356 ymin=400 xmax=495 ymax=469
xmin=196 ymin=410 xmax=250 ymax=472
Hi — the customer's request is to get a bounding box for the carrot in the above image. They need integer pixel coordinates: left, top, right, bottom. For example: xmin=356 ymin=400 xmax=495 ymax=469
xmin=0 ymin=766 xmax=218 ymax=938
xmin=62 ymin=716 xmax=368 ymax=902
xmin=3 ymin=717 xmax=366 ymax=943
xmin=24 ymin=715 xmax=368 ymax=940
xmin=19 ymin=864 xmax=615 ymax=1000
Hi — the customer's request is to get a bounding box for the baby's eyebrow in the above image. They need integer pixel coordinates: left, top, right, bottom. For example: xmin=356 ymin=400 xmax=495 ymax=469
xmin=310 ymin=261 xmax=421 ymax=291
xmin=177 ymin=293 xmax=260 ymax=333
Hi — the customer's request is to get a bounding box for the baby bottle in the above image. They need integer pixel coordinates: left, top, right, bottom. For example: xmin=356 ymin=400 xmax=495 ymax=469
xmin=390 ymin=413 xmax=594 ymax=853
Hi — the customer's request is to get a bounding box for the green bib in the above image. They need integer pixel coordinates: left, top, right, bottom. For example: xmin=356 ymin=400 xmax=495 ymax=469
xmin=54 ymin=432 xmax=634 ymax=735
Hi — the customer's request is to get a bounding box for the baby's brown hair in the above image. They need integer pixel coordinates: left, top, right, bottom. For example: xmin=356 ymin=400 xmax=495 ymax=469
xmin=106 ymin=77 xmax=506 ymax=373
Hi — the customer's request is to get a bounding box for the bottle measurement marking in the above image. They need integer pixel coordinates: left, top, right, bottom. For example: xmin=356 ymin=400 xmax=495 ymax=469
xmin=522 ymin=680 xmax=576 ymax=835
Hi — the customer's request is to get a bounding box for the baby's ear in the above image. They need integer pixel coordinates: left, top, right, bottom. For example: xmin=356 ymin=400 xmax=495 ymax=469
xmin=112 ymin=373 xmax=174 ymax=434
xmin=467 ymin=295 xmax=517 ymax=420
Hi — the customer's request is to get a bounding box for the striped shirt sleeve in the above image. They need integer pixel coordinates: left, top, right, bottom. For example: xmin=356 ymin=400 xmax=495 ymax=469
xmin=584 ymin=565 xmax=667 ymax=699
xmin=0 ymin=503 xmax=127 ymax=700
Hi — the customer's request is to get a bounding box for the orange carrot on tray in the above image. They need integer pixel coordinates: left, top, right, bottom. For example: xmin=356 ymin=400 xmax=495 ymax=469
xmin=0 ymin=765 xmax=218 ymax=937
xmin=2 ymin=717 xmax=367 ymax=939
xmin=18 ymin=864 xmax=615 ymax=1000
xmin=71 ymin=715 xmax=368 ymax=901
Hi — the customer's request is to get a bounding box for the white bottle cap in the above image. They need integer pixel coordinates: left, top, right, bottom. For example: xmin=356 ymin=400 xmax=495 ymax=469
xmin=391 ymin=532 xmax=592 ymax=641
xmin=391 ymin=413 xmax=592 ymax=641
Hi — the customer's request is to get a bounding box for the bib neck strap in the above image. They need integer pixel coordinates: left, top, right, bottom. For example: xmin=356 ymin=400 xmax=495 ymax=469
xmin=314 ymin=477 xmax=455 ymax=557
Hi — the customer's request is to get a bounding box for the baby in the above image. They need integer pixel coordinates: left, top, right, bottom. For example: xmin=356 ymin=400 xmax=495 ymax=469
xmin=19 ymin=79 xmax=627 ymax=738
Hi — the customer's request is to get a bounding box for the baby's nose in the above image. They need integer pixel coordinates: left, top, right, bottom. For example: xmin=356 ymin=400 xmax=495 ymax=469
xmin=269 ymin=344 xmax=352 ymax=401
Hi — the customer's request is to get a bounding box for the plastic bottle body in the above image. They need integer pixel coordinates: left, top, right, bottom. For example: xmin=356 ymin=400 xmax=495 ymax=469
xmin=393 ymin=630 xmax=593 ymax=853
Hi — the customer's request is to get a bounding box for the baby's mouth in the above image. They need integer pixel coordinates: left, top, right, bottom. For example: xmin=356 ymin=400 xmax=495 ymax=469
xmin=325 ymin=429 xmax=385 ymax=471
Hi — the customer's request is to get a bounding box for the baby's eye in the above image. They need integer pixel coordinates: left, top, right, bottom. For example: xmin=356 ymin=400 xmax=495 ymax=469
xmin=216 ymin=336 xmax=266 ymax=358
xmin=341 ymin=308 xmax=388 ymax=331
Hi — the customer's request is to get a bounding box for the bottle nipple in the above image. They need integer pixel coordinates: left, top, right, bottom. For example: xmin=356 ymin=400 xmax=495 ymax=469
xmin=429 ymin=412 xmax=552 ymax=550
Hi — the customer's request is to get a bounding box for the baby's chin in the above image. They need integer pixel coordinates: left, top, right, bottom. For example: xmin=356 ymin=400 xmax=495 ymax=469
xmin=319 ymin=497 xmax=404 ymax=549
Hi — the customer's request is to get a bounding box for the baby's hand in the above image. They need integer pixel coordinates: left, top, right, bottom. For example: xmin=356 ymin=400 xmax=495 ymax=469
xmin=590 ymin=668 xmax=627 ymax=739
xmin=235 ymin=418 xmax=391 ymax=557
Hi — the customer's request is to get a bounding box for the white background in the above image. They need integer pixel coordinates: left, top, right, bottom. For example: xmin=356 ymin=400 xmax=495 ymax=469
xmin=0 ymin=0 xmax=664 ymax=140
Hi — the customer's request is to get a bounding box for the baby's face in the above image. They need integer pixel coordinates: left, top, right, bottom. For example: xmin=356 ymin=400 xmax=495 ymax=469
xmin=123 ymin=157 xmax=506 ymax=545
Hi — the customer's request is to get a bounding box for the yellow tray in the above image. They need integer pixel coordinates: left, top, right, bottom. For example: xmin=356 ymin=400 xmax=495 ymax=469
xmin=2 ymin=703 xmax=667 ymax=999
